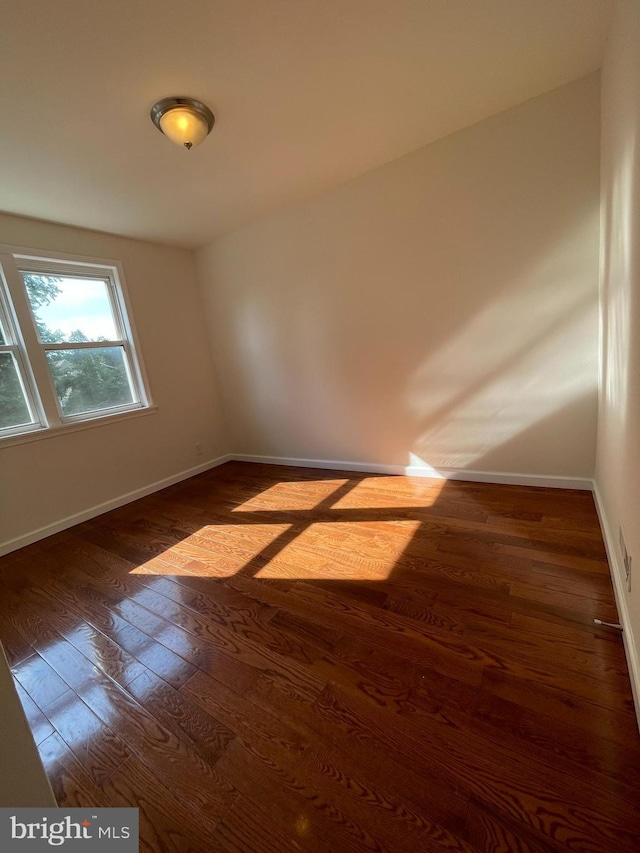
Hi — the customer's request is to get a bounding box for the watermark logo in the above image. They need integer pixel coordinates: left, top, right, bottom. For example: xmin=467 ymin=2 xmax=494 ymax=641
xmin=1 ymin=808 xmax=138 ymax=850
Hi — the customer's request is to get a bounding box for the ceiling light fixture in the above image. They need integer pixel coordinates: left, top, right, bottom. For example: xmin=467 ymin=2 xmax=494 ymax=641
xmin=150 ymin=96 xmax=215 ymax=150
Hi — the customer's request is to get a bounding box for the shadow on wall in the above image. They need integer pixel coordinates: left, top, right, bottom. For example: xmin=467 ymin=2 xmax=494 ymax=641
xmin=402 ymin=203 xmax=599 ymax=475
xmin=223 ymin=198 xmax=599 ymax=475
xmin=471 ymin=391 xmax=598 ymax=474
xmin=406 ymin=289 xmax=598 ymax=474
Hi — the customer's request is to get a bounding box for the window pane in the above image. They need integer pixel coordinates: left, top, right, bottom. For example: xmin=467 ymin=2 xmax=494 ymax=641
xmin=23 ymin=274 xmax=119 ymax=343
xmin=45 ymin=347 xmax=135 ymax=417
xmin=0 ymin=352 xmax=32 ymax=428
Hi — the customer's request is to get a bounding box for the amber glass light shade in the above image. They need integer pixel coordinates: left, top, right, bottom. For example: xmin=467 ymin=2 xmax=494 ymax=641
xmin=159 ymin=108 xmax=209 ymax=149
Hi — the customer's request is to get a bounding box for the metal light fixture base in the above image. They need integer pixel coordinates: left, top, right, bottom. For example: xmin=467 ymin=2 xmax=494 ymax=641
xmin=150 ymin=97 xmax=215 ymax=148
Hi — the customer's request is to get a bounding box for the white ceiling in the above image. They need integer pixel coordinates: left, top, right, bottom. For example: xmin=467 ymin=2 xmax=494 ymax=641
xmin=0 ymin=0 xmax=614 ymax=248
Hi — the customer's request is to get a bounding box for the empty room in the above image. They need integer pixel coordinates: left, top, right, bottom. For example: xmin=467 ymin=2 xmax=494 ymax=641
xmin=0 ymin=0 xmax=639 ymax=850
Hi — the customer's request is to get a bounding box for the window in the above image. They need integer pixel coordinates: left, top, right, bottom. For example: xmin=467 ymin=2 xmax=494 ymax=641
xmin=0 ymin=248 xmax=151 ymax=442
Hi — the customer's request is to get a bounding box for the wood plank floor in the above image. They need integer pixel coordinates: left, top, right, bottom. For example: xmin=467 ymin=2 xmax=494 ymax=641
xmin=1 ymin=461 xmax=638 ymax=852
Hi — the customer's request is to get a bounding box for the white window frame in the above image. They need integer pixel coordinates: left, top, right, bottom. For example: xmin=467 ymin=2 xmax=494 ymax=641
xmin=0 ymin=246 xmax=154 ymax=445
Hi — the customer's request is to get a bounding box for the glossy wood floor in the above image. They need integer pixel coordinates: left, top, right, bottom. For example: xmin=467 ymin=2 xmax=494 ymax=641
xmin=1 ymin=461 xmax=639 ymax=852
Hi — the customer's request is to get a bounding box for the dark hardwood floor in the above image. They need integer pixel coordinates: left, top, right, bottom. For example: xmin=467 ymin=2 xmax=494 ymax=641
xmin=1 ymin=461 xmax=638 ymax=852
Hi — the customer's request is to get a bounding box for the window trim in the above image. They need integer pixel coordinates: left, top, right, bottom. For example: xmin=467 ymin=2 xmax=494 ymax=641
xmin=0 ymin=403 xmax=158 ymax=448
xmin=0 ymin=265 xmax=46 ymax=437
xmin=0 ymin=245 xmax=154 ymax=443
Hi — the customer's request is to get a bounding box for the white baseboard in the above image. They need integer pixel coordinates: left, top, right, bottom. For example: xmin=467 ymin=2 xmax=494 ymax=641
xmin=231 ymin=453 xmax=408 ymax=476
xmin=0 ymin=454 xmax=232 ymax=558
xmin=230 ymin=453 xmax=593 ymax=490
xmin=592 ymin=483 xmax=640 ymax=732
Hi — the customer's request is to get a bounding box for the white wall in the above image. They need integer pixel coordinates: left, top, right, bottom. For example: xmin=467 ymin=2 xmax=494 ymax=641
xmin=197 ymin=75 xmax=601 ymax=479
xmin=0 ymin=213 xmax=227 ymax=552
xmin=595 ymin=0 xmax=640 ymax=703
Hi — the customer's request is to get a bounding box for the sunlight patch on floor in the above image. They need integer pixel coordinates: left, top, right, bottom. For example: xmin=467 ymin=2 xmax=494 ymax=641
xmin=255 ymin=520 xmax=421 ymax=580
xmin=129 ymin=524 xmax=291 ymax=576
xmin=331 ymin=476 xmax=445 ymax=509
xmin=232 ymin=479 xmax=349 ymax=512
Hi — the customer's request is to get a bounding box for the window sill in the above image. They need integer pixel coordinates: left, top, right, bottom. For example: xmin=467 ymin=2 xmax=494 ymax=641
xmin=0 ymin=404 xmax=158 ymax=449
